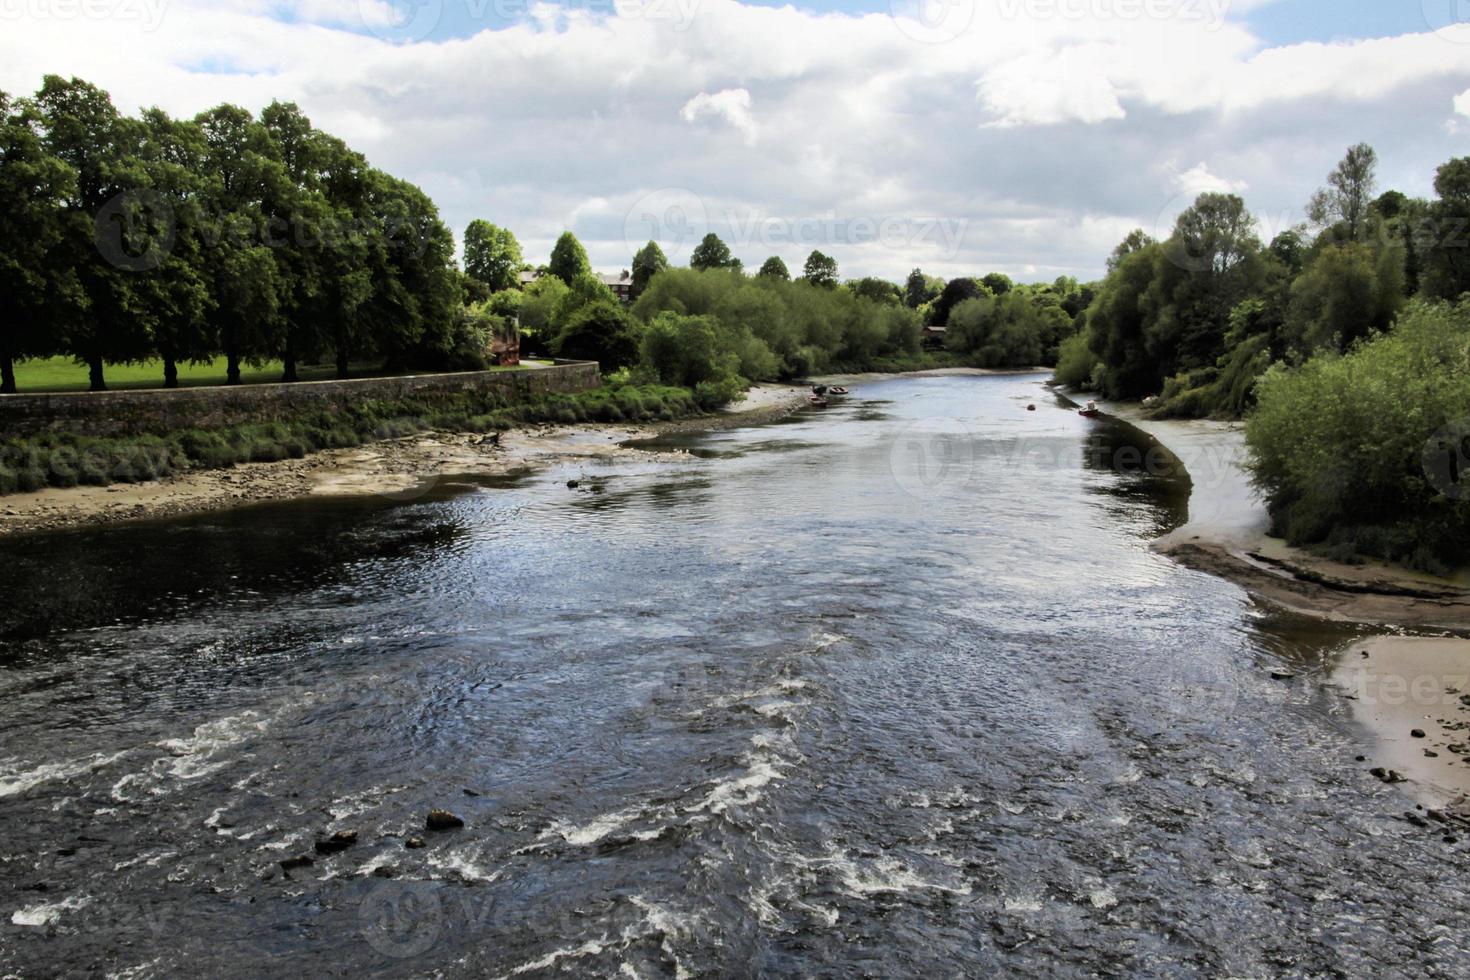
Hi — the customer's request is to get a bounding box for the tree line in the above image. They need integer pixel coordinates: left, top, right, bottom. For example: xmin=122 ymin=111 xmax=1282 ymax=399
xmin=1055 ymin=144 xmax=1470 ymax=418
xmin=0 ymin=75 xmax=462 ymax=393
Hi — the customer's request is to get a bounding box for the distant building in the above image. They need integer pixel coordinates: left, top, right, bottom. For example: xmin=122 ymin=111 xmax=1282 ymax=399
xmin=517 ymin=269 xmax=634 ymax=305
xmin=922 ymin=324 xmax=947 ymax=350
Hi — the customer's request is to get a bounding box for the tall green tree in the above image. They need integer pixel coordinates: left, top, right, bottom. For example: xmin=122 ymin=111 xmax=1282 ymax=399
xmin=690 ymin=233 xmax=739 ymax=272
xmin=1420 ymin=157 xmax=1470 ymax=301
xmin=630 ymin=240 xmax=668 ymax=299
xmin=34 ymin=75 xmax=154 ymax=391
xmin=801 ymin=250 xmax=838 ymax=288
xmin=1308 ymin=143 xmax=1378 ymax=241
xmin=548 ymin=230 xmax=591 ymax=285
xmin=463 ymin=220 xmax=522 ymax=293
xmin=757 ymin=255 xmax=790 ymax=280
xmin=133 ymin=108 xmax=213 ymax=388
xmin=0 ymin=91 xmax=75 ymax=393
xmin=195 ymin=102 xmax=286 ymax=384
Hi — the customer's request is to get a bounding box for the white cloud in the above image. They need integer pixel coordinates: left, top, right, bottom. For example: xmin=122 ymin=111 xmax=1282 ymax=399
xmin=0 ymin=0 xmax=1466 ymax=281
xmin=679 ymin=88 xmax=757 ymax=145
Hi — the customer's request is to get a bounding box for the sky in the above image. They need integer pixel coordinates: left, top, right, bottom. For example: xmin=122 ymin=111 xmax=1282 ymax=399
xmin=2 ymin=0 xmax=1469 ymax=282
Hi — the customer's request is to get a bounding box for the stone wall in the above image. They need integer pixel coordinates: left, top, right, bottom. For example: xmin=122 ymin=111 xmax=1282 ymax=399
xmin=0 ymin=361 xmax=602 ymax=437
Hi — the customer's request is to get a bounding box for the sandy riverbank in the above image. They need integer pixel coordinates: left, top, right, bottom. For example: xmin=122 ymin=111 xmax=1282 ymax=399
xmin=0 ymin=383 xmax=810 ymax=538
xmin=1106 ymin=403 xmax=1470 ymax=631
xmin=1104 ymin=399 xmax=1470 ymax=808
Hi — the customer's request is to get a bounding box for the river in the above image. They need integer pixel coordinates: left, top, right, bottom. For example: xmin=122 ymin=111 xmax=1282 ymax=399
xmin=2 ymin=373 xmax=1467 ymax=977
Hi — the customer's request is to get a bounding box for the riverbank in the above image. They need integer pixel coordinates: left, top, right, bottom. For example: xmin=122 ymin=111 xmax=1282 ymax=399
xmin=0 ymin=383 xmax=811 ymax=537
xmin=1105 ymin=403 xmax=1470 ymax=631
xmin=1103 ymin=399 xmax=1470 ymax=808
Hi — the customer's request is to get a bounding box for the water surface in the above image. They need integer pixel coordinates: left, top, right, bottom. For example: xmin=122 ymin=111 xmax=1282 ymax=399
xmin=1 ymin=374 xmax=1465 ymax=977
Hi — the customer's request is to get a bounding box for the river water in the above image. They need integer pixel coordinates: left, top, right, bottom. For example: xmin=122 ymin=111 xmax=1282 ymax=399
xmin=2 ymin=373 xmax=1467 ymax=977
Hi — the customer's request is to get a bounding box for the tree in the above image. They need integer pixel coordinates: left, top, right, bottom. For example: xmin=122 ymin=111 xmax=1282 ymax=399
xmin=195 ymin=102 xmax=287 ymax=384
xmin=801 ymin=250 xmax=838 ymax=287
xmin=1107 ymin=229 xmax=1154 ymax=272
xmin=1167 ymin=192 xmax=1258 ymax=275
xmin=851 ymin=277 xmax=901 ymax=305
xmin=981 ymin=272 xmax=1013 ymax=295
xmin=463 ymin=220 xmax=522 ymax=292
xmin=1285 ymin=242 xmax=1404 ymax=354
xmin=551 ymin=300 xmax=640 ymax=372
xmin=690 ymin=233 xmax=739 ymax=272
xmin=34 ymin=75 xmax=155 ymax=391
xmin=757 ymin=255 xmax=790 ymax=280
xmin=548 ymin=230 xmax=591 ymax=284
xmin=1420 ymin=157 xmax=1470 ymax=301
xmin=903 ymin=268 xmax=938 ymax=308
xmin=1308 ymin=143 xmax=1377 ymax=241
xmin=518 ymin=275 xmax=570 ymax=347
xmin=630 ymin=240 xmax=667 ymax=299
xmin=930 ymin=277 xmax=986 ymax=326
xmin=133 ymin=108 xmax=213 ymax=388
xmin=0 ymin=91 xmax=75 ymax=393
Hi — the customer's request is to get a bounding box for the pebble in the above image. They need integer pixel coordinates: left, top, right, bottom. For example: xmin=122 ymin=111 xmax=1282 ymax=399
xmin=1411 ymin=729 xmax=1427 ymax=739
xmin=1270 ymin=670 xmax=1295 ymax=680
xmin=404 ymin=838 xmax=426 ymax=849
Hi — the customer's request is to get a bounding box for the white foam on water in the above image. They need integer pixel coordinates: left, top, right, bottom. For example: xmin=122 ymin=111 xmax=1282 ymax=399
xmin=156 ymin=711 xmax=268 ymax=780
xmin=427 ymin=846 xmax=502 ymax=883
xmin=1088 ymin=886 xmax=1118 ymax=910
xmin=11 ymin=894 xmax=91 ymax=927
xmin=500 ymin=938 xmax=617 ymax=977
xmin=0 ymin=750 xmax=130 ymax=798
xmin=1004 ymin=896 xmax=1044 ymax=913
xmin=113 ymin=848 xmax=178 ymax=872
xmin=538 ymin=805 xmax=646 ymax=847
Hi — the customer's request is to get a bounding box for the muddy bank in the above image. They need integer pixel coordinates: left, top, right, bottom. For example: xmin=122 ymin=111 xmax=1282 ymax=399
xmin=0 ymin=384 xmax=810 ymax=538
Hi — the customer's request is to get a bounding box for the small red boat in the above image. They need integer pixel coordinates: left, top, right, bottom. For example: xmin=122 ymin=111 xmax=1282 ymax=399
xmin=827 ymin=386 xmax=850 ymax=396
xmin=1078 ymin=409 xmax=1103 ymax=418
xmin=808 ymin=395 xmax=829 ymax=407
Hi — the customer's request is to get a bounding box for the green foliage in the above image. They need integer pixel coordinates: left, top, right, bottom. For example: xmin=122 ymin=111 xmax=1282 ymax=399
xmin=690 ymin=233 xmax=741 ymax=272
xmin=1245 ymin=300 xmax=1470 ymax=571
xmin=946 ymin=289 xmax=1071 ymax=368
xmin=1053 ymin=330 xmax=1100 ymax=388
xmin=629 ymin=267 xmax=920 ymax=379
xmin=551 ymin=300 xmax=641 ymax=372
xmin=547 ymin=231 xmax=591 ymax=285
xmin=463 ymin=220 xmax=522 ymax=292
xmin=801 ymin=250 xmax=838 ymax=288
xmin=1285 ymin=242 xmax=1404 ymax=354
xmin=757 ymin=256 xmax=790 ymax=280
xmin=630 ymin=240 xmax=668 ymax=299
xmin=1420 ymin=156 xmax=1470 ymax=301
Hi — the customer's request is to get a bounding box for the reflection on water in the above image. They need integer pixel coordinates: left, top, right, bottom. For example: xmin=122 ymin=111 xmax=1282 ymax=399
xmin=1 ymin=373 xmax=1466 ymax=978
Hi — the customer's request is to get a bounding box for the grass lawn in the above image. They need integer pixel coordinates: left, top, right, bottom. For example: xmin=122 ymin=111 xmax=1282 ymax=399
xmin=8 ymin=357 xmax=555 ymax=393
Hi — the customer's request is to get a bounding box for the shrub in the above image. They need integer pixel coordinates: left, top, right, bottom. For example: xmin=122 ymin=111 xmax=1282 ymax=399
xmin=1246 ymin=299 xmax=1470 ymax=569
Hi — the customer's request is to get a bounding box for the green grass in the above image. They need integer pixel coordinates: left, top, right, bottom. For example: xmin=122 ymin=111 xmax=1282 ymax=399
xmin=8 ymin=356 xmax=556 ymax=393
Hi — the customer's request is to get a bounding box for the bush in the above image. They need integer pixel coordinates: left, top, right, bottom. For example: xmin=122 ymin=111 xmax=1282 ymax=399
xmin=1246 ymin=299 xmax=1470 ymax=570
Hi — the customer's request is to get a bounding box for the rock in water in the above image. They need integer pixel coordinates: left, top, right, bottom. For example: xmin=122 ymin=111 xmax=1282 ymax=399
xmin=314 ymin=830 xmax=358 ymax=855
xmin=426 ymin=809 xmax=464 ymax=832
xmin=279 ymin=855 xmax=315 ymax=871
xmin=404 ymin=838 xmax=426 ymax=850
xmin=1411 ymin=729 xmax=1427 ymax=738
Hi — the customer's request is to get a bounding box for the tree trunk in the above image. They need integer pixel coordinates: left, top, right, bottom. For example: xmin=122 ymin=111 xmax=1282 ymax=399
xmin=282 ymin=338 xmax=299 ymax=383
xmin=226 ymin=351 xmax=242 ymax=386
xmin=1 ymin=351 xmax=16 ymax=394
xmin=335 ymin=347 xmax=349 ymax=380
xmin=88 ymin=354 xmax=107 ymax=392
xmin=163 ymin=355 xmax=179 ymax=389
